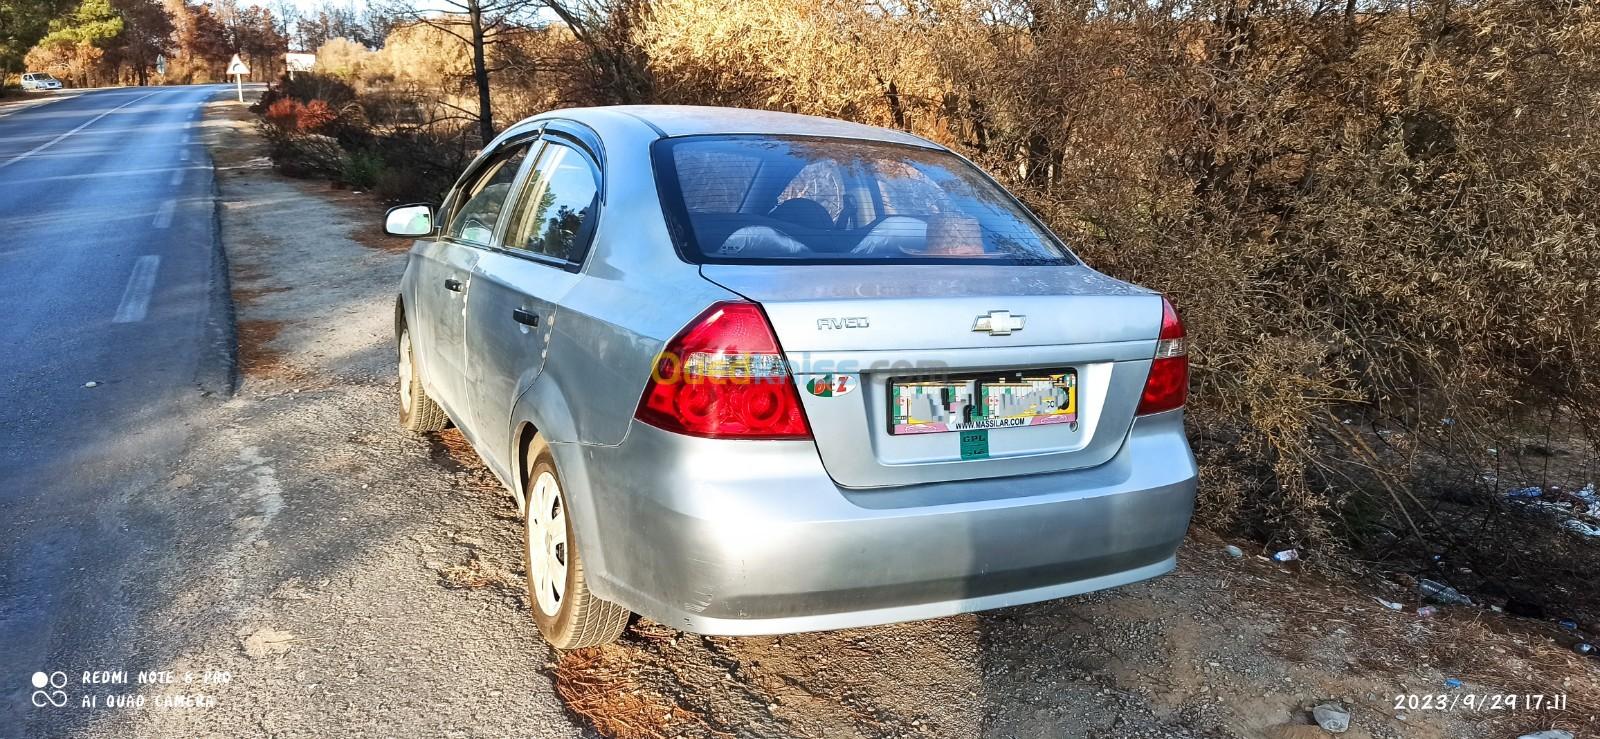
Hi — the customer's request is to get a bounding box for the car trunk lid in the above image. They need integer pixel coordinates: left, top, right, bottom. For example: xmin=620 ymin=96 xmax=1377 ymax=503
xmin=701 ymin=264 xmax=1165 ymax=488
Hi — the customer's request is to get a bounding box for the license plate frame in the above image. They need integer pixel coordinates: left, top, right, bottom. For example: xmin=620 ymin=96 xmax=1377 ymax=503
xmin=888 ymin=368 xmax=1078 ymax=436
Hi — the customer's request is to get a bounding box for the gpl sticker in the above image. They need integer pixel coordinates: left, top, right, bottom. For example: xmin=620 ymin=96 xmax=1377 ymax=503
xmin=804 ymin=374 xmax=856 ymax=397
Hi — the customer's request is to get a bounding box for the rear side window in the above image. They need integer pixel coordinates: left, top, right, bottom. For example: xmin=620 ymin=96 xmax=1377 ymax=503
xmin=503 ymin=141 xmax=600 ymax=263
xmin=444 ymin=143 xmax=530 ymax=245
xmin=653 ymin=135 xmax=1075 ymax=265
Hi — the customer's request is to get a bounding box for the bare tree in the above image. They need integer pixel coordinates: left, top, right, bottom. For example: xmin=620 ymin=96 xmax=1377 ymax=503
xmin=376 ymin=0 xmax=538 ymax=144
xmin=538 ymin=0 xmax=649 ymax=104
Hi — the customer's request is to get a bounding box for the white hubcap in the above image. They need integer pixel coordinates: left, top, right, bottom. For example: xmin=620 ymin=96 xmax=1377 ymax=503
xmin=398 ymin=332 xmax=414 ymax=409
xmin=526 ymin=471 xmax=568 ymax=616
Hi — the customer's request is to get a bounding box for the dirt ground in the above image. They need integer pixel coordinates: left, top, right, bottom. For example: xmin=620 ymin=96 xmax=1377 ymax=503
xmin=88 ymin=95 xmax=1599 ymax=738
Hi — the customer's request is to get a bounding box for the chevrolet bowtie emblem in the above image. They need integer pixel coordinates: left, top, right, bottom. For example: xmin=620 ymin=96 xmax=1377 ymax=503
xmin=973 ymin=310 xmax=1026 ymax=335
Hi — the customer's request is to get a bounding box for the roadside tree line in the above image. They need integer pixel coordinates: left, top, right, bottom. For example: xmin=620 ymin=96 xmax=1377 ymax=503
xmin=0 ymin=0 xmax=403 ymax=88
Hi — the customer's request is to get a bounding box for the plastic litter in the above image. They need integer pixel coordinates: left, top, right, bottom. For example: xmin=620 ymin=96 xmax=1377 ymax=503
xmin=1518 ymin=731 xmax=1575 ymax=739
xmin=1505 ymin=483 xmax=1600 ymax=535
xmin=1562 ymin=518 xmax=1600 ymax=537
xmin=1272 ymin=549 xmax=1299 ymax=563
xmin=1311 ymin=702 xmax=1350 ymax=733
xmin=1418 ymin=579 xmax=1472 ymax=606
xmin=1417 ymin=606 xmax=1438 ymax=618
xmin=1223 ymin=545 xmax=1243 ymax=559
xmin=1374 ymin=598 xmax=1403 ymax=611
xmin=83 ymin=381 xmax=98 ymax=388
xmin=1443 ymin=678 xmax=1463 ymax=689
xmin=1574 ymin=642 xmax=1595 ymax=656
xmin=1558 ymin=618 xmax=1578 ymax=630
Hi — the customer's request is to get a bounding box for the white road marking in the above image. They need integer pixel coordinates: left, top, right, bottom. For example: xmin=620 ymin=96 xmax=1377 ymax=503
xmin=179 ymin=148 xmax=189 ymax=161
xmin=0 ymin=90 xmax=161 ymax=170
xmin=171 ymin=167 xmax=186 ymax=186
xmin=153 ymin=199 xmax=175 ymax=228
xmin=112 ymin=256 xmax=161 ymax=323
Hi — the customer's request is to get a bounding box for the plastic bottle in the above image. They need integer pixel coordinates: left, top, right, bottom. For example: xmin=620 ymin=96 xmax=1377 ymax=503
xmin=1418 ymin=579 xmax=1473 ymax=606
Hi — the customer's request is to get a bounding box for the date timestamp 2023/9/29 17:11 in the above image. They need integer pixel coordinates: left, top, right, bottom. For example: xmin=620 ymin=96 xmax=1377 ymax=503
xmin=1393 ymin=693 xmax=1568 ymax=712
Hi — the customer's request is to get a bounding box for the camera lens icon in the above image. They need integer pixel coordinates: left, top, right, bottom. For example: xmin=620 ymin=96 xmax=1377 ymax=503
xmin=31 ymin=671 xmax=68 ymax=707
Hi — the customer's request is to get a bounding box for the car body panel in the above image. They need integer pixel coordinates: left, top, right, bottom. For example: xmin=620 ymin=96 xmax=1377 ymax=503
xmin=578 ymin=410 xmax=1194 ymax=633
xmin=463 ymin=251 xmax=577 ymax=472
xmin=703 ymin=264 xmax=1163 ymax=486
xmin=410 ymin=238 xmax=479 ymax=416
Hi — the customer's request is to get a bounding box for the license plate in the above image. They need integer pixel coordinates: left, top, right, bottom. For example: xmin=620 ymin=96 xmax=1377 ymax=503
xmin=889 ymin=369 xmax=1077 ymax=435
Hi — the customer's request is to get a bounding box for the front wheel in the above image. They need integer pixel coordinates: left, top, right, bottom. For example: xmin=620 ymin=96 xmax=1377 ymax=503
xmin=524 ymin=441 xmax=629 ymax=648
xmin=398 ymin=324 xmax=447 ymax=432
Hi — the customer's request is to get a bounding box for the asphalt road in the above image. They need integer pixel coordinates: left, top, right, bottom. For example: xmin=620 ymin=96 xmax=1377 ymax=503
xmin=0 ymin=85 xmax=233 ymax=733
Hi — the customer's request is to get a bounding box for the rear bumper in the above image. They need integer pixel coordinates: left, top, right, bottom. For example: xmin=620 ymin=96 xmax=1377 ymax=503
xmin=563 ymin=410 xmax=1195 ymax=635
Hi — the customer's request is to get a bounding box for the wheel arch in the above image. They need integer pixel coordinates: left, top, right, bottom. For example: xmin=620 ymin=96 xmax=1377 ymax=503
xmin=509 ymin=383 xmax=611 ymax=592
xmin=512 ymin=420 xmax=540 ymax=515
xmin=394 ymin=293 xmax=406 ymax=340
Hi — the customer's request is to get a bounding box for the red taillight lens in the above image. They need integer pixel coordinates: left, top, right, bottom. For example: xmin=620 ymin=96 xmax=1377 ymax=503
xmin=635 ymin=302 xmax=812 ymax=439
xmin=1136 ymin=297 xmax=1188 ymax=415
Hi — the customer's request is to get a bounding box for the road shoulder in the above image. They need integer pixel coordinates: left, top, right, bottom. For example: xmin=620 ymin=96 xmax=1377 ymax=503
xmin=86 ymin=93 xmax=584 ymax=738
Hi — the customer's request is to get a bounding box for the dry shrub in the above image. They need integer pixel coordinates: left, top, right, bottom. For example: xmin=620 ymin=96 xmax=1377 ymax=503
xmin=262 ymin=98 xmax=302 ymax=131
xmin=297 ymin=99 xmax=338 ymax=133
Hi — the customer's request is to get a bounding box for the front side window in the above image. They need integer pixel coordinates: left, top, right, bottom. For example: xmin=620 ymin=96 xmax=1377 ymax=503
xmin=653 ymin=135 xmax=1075 ymax=264
xmin=445 ymin=143 xmax=530 ymax=245
xmin=503 ymin=141 xmax=599 ymax=263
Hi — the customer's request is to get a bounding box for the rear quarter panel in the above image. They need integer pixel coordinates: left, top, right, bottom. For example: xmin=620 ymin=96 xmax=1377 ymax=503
xmin=528 ymin=115 xmax=738 ymax=449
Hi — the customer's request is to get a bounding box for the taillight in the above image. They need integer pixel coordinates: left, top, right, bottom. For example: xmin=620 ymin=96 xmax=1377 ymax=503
xmin=1136 ymin=297 xmax=1188 ymax=415
xmin=635 ymin=301 xmax=812 ymax=439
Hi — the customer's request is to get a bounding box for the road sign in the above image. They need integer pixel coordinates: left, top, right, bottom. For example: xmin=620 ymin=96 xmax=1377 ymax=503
xmin=155 ymin=55 xmax=166 ymax=76
xmin=285 ymin=52 xmax=314 ymax=81
xmin=227 ymin=53 xmax=248 ymax=101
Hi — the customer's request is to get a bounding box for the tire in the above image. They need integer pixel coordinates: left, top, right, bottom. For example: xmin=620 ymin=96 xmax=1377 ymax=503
xmin=523 ymin=439 xmax=630 ymax=649
xmin=398 ymin=324 xmax=448 ymax=432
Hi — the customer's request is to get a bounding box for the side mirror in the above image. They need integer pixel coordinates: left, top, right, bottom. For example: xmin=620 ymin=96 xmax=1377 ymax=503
xmin=385 ymin=204 xmax=435 ymax=237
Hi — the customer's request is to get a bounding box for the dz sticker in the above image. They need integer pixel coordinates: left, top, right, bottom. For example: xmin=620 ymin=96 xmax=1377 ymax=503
xmin=805 ymin=374 xmax=856 ymax=397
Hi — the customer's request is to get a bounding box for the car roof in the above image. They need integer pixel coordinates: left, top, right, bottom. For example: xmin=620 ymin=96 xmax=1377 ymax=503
xmin=536 ymin=105 xmax=942 ymax=150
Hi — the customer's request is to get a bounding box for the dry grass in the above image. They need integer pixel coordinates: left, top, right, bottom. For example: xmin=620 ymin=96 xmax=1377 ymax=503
xmin=553 ymin=644 xmax=733 ymax=739
xmin=435 ymin=551 xmax=522 ymax=591
xmin=234 ymin=319 xmax=306 ymax=382
xmin=231 ymin=285 xmax=289 ymax=306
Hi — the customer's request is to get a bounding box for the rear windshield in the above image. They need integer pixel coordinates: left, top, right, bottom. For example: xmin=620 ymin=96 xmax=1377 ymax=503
xmin=652 ymin=136 xmax=1075 ymax=265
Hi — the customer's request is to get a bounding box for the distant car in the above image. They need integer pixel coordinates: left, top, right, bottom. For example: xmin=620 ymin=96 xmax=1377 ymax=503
xmin=20 ymin=72 xmax=61 ymax=91
xmin=388 ymin=105 xmax=1197 ymax=648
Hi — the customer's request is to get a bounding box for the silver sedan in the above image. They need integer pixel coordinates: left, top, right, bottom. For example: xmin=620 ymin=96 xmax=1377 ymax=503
xmin=388 ymin=105 xmax=1196 ymax=648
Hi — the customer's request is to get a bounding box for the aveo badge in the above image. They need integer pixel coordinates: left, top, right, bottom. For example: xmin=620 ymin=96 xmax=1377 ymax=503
xmin=805 ymin=374 xmax=857 ymax=397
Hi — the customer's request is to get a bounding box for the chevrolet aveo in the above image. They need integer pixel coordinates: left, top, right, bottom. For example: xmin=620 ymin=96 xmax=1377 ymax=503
xmin=387 ymin=105 xmax=1196 ymax=648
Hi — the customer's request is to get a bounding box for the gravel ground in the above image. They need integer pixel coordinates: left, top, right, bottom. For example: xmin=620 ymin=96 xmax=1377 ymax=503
xmin=75 ymin=95 xmax=1596 ymax=739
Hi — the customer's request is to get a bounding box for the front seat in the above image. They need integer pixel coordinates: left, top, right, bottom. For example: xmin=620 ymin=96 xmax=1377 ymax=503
xmin=766 ymin=198 xmax=834 ymax=231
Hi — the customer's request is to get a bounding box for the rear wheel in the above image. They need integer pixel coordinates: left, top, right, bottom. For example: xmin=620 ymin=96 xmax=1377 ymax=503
xmin=398 ymin=325 xmax=447 ymax=432
xmin=524 ymin=441 xmax=629 ymax=648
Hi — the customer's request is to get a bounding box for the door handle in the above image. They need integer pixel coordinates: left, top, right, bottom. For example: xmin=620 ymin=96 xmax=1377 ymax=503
xmin=443 ymin=278 xmax=464 ymax=292
xmin=512 ymin=308 xmax=539 ymax=327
